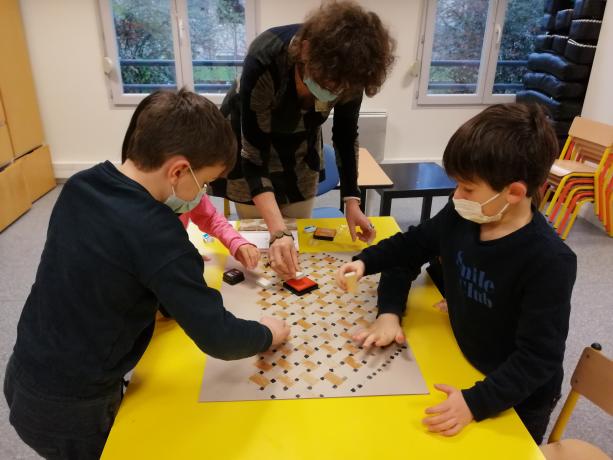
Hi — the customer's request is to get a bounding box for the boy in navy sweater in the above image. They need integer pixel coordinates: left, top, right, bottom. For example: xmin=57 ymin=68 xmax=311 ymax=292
xmin=337 ymin=103 xmax=576 ymax=443
xmin=4 ymin=89 xmax=289 ymax=459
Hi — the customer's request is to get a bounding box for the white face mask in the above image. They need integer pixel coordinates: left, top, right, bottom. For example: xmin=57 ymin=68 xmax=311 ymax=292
xmin=164 ymin=165 xmax=207 ymax=214
xmin=453 ymin=192 xmax=509 ymax=224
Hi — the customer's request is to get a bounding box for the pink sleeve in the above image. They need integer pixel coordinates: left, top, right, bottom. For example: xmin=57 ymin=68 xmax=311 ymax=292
xmin=183 ymin=196 xmax=252 ymax=257
xmin=178 ymin=213 xmax=189 ymax=229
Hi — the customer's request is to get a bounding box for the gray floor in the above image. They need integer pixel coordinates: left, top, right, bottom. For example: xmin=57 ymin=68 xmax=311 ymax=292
xmin=0 ymin=186 xmax=611 ymax=458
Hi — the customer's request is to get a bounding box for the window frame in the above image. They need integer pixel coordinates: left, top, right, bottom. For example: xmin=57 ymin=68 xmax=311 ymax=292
xmin=417 ymin=0 xmax=518 ymax=106
xmin=98 ymin=0 xmax=257 ymax=106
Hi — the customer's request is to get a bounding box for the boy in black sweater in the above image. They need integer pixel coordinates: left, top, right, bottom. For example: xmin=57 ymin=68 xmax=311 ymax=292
xmin=4 ymin=89 xmax=289 ymax=459
xmin=336 ymin=103 xmax=576 ymax=443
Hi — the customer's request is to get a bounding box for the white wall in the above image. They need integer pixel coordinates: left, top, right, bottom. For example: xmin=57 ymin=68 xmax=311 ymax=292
xmin=20 ymin=0 xmax=134 ymax=178
xmin=581 ymin=1 xmax=612 ymax=124
xmin=20 ymin=0 xmax=483 ymax=178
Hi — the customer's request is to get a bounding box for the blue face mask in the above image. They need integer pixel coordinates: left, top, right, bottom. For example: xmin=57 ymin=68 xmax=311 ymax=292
xmin=164 ymin=165 xmax=207 ymax=214
xmin=303 ymin=77 xmax=339 ymax=102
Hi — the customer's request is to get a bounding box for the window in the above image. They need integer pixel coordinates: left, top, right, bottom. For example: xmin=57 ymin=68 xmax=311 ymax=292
xmin=99 ymin=0 xmax=256 ymax=105
xmin=417 ymin=0 xmax=544 ymax=105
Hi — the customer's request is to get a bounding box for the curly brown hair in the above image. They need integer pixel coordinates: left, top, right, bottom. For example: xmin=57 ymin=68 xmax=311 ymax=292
xmin=289 ymin=1 xmax=396 ymax=99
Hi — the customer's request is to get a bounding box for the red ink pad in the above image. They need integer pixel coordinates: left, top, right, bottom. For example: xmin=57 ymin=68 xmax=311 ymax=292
xmin=283 ymin=277 xmax=319 ymax=296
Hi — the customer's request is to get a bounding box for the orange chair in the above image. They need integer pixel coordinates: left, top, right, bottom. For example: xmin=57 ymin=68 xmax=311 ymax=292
xmin=556 ymin=191 xmax=594 ymax=240
xmin=540 ymin=344 xmax=612 ymax=460
xmin=596 ymin=152 xmax=613 ymax=234
xmin=605 ymin=173 xmax=613 ymax=236
xmin=541 ymin=117 xmax=613 ymax=239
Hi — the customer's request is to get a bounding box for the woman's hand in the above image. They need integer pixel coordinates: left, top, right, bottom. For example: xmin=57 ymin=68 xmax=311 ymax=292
xmin=345 ymin=199 xmax=376 ymax=243
xmin=269 ymin=235 xmax=300 ymax=280
xmin=251 ymin=192 xmax=300 ymax=280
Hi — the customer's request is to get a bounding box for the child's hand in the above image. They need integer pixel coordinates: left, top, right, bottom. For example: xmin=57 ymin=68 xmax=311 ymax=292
xmin=235 ymin=244 xmax=260 ymax=270
xmin=260 ymin=316 xmax=291 ymax=348
xmin=422 ymin=384 xmax=474 ymax=436
xmin=353 ymin=313 xmax=405 ymax=348
xmin=432 ymin=298 xmax=448 ymax=313
xmin=336 ymin=260 xmax=365 ymax=291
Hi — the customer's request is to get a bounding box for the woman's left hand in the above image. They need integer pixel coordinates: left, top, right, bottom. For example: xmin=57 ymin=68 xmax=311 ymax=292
xmin=345 ymin=199 xmax=376 ymax=243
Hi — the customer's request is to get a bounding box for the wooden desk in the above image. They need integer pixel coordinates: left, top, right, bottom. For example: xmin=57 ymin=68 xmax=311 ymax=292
xmin=101 ymin=217 xmax=543 ymax=460
xmin=339 ymin=148 xmax=393 ymax=213
xmin=358 ymin=148 xmax=393 ymax=190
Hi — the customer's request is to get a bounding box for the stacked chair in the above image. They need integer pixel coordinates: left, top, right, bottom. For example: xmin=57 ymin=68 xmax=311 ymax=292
xmin=518 ymin=0 xmax=606 ymax=147
xmin=540 ymin=116 xmax=613 ymax=239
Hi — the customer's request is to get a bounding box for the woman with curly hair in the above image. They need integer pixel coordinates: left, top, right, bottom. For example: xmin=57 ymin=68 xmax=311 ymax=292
xmin=211 ymin=1 xmax=396 ymax=280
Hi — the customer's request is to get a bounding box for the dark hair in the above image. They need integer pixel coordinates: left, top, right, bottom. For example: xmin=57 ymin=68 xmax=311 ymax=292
xmin=122 ymin=88 xmax=236 ymax=172
xmin=443 ymin=103 xmax=559 ymax=199
xmin=288 ymin=1 xmax=395 ymax=99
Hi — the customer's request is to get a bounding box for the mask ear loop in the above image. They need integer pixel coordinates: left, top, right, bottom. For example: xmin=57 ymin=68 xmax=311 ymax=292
xmin=166 ymin=170 xmax=179 ymax=201
xmin=480 ymin=192 xmax=501 ymax=206
xmin=188 ymin=165 xmax=205 ymax=191
xmin=497 ymin=202 xmax=510 ymax=215
xmin=482 ymin=190 xmax=509 ymax=218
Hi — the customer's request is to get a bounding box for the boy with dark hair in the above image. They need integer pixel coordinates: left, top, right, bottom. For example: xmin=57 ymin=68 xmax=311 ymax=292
xmin=4 ymin=89 xmax=289 ymax=459
xmin=336 ymin=103 xmax=576 ymax=443
xmin=122 ymin=86 xmax=261 ymax=275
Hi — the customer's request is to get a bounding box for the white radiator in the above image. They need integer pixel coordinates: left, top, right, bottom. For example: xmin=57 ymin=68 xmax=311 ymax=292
xmin=321 ymin=111 xmax=387 ymax=161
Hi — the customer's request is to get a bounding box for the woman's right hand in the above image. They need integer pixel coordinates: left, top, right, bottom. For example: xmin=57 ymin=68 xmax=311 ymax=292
xmin=268 ymin=235 xmax=300 ymax=280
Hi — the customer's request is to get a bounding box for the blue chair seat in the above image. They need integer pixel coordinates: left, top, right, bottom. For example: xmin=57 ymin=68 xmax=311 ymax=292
xmin=317 ymin=144 xmax=340 ymax=196
xmin=312 ymin=206 xmax=344 ymax=218
xmin=313 ymin=144 xmax=344 ymax=218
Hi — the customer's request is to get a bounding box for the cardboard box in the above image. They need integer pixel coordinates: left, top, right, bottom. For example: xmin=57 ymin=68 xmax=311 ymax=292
xmin=0 ymin=97 xmax=6 ymax=124
xmin=0 ymin=0 xmax=44 ymax=157
xmin=0 ymin=161 xmax=31 ymax=231
xmin=16 ymin=145 xmax=56 ymax=202
xmin=0 ymin=123 xmax=13 ymax=166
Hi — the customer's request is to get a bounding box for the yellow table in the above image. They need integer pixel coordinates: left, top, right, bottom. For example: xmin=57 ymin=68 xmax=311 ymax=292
xmin=101 ymin=217 xmax=544 ymax=460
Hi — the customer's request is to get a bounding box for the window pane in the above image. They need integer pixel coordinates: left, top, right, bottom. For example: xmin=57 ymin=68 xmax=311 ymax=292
xmin=428 ymin=0 xmax=490 ymax=95
xmin=493 ymin=0 xmax=545 ymax=94
xmin=188 ymin=0 xmax=246 ymax=94
xmin=111 ymin=0 xmax=177 ymax=94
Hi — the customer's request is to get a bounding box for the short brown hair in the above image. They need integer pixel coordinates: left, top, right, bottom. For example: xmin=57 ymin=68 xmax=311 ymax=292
xmin=443 ymin=103 xmax=559 ymax=198
xmin=289 ymin=1 xmax=395 ymax=99
xmin=122 ymin=88 xmax=236 ymax=172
